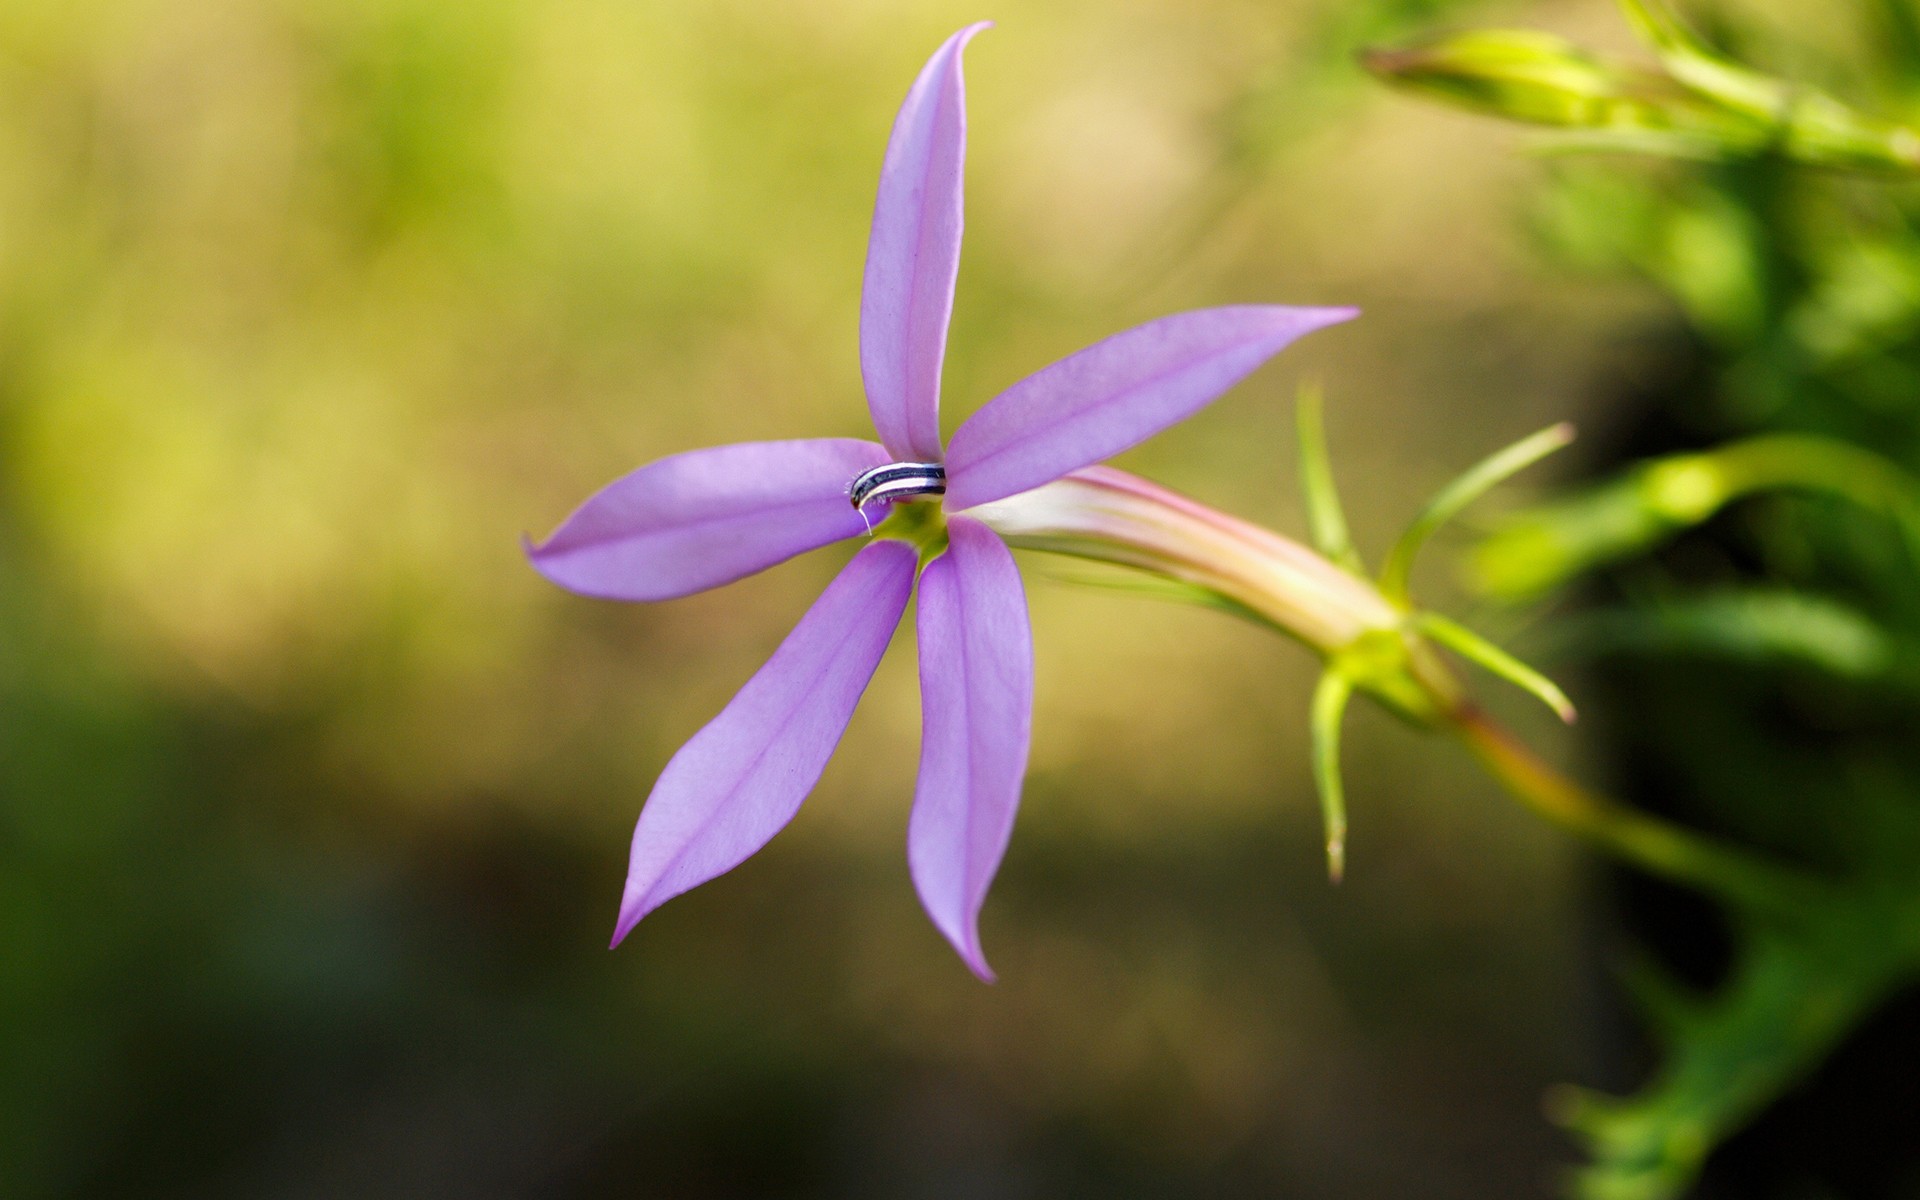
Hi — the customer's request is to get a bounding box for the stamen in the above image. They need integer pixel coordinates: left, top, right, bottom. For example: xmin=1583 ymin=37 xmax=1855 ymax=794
xmin=849 ymin=461 xmax=946 ymax=512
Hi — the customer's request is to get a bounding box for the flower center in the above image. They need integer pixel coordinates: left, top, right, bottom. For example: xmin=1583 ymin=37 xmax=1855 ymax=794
xmin=849 ymin=461 xmax=947 ymax=511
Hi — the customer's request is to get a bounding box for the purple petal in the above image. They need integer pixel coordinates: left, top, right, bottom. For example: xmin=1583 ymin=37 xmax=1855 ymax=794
xmin=909 ymin=516 xmax=1032 ymax=981
xmin=943 ymin=305 xmax=1359 ymax=511
xmin=612 ymin=540 xmax=917 ymax=945
xmin=528 ymin=439 xmax=890 ymax=602
xmin=860 ymin=22 xmax=990 ymax=462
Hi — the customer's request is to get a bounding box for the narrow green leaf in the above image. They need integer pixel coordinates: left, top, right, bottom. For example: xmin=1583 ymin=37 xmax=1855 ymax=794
xmin=1417 ymin=611 xmax=1577 ymax=723
xmin=1616 ymin=0 xmax=1710 ymax=63
xmin=1616 ymin=0 xmax=1780 ymax=118
xmin=1565 ymin=590 xmax=1905 ymax=684
xmin=1614 ymin=947 xmax=1704 ymax=1041
xmin=1310 ymin=668 xmax=1355 ymax=882
xmin=1381 ymin=423 xmax=1575 ymax=602
xmin=1295 ymin=382 xmax=1363 ymax=572
xmin=1471 ymin=435 xmax=1920 ymax=600
xmin=1615 ymin=0 xmax=1749 ymax=96
xmin=1615 ymin=0 xmax=1920 ymax=172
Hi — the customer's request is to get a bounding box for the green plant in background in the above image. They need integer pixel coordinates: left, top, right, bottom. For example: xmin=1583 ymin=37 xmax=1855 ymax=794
xmin=1371 ymin=0 xmax=1920 ymax=1196
xmin=967 ymin=379 xmax=1913 ymax=1191
xmin=1366 ymin=0 xmax=1920 ymax=171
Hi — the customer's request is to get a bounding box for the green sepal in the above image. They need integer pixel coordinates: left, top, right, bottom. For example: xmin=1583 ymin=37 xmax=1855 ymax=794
xmin=1310 ymin=667 xmax=1355 ymax=883
xmin=1415 ymin=611 xmax=1576 ymax=723
xmin=1295 ymin=382 xmax=1363 ymax=573
xmin=1381 ymin=423 xmax=1575 ymax=603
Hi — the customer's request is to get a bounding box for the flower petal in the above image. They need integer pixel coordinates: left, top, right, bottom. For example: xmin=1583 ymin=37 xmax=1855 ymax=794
xmin=528 ymin=439 xmax=890 ymax=602
xmin=860 ymin=22 xmax=990 ymax=462
xmin=909 ymin=516 xmax=1032 ymax=980
xmin=612 ymin=539 xmax=918 ymax=945
xmin=943 ymin=305 xmax=1359 ymax=510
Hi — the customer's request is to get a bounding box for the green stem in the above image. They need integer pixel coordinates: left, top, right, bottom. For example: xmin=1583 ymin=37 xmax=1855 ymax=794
xmin=1450 ymin=705 xmax=1822 ymax=916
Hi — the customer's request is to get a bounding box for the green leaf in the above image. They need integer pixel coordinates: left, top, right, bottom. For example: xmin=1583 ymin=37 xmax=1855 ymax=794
xmin=1468 ymin=436 xmax=1920 ymax=601
xmin=1566 ymin=590 xmax=1908 ymax=684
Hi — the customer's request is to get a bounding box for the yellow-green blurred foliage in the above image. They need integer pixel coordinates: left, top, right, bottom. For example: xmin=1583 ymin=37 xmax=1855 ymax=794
xmin=0 ymin=1 xmax=1644 ymax=1196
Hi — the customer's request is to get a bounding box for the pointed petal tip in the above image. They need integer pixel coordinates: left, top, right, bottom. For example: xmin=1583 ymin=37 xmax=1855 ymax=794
xmin=935 ymin=21 xmax=993 ymax=51
xmin=610 ymin=875 xmax=677 ymax=948
xmin=524 ymin=531 xmax=614 ymax=600
xmin=944 ymin=924 xmax=998 ymax=983
xmin=916 ymin=872 xmax=1000 ymax=982
xmin=522 ymin=528 xmax=556 ymax=568
xmin=1304 ymin=304 xmax=1361 ymax=327
xmin=923 ymin=906 xmax=1000 ymax=982
xmin=523 ymin=529 xmax=565 ymax=579
xmin=609 ymin=901 xmax=643 ymax=950
xmin=521 ymin=530 xmax=569 ymax=589
xmin=913 ymin=868 xmax=1000 ymax=981
xmin=523 ymin=535 xmax=575 ymax=592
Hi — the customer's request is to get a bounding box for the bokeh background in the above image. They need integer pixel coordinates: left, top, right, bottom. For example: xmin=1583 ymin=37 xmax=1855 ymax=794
xmin=0 ymin=0 xmax=1662 ymax=1195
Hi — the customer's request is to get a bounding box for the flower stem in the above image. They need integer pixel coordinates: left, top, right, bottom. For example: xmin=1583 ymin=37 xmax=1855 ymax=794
xmin=1449 ymin=704 xmax=1821 ymax=916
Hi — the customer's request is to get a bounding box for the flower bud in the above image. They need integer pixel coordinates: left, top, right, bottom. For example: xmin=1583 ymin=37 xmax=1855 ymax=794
xmin=1363 ymin=30 xmax=1698 ymax=132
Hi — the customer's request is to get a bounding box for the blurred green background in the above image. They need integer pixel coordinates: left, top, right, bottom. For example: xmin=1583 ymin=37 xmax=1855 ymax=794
xmin=0 ymin=1 xmax=1647 ymax=1195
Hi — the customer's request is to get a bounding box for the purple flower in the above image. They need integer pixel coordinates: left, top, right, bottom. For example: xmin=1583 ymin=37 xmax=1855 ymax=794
xmin=529 ymin=22 xmax=1355 ymax=979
